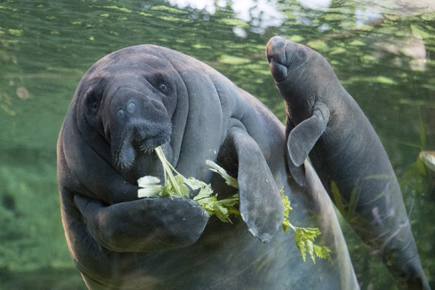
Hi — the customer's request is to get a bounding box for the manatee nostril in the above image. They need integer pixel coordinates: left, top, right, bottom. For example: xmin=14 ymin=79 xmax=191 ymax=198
xmin=127 ymin=102 xmax=136 ymax=114
xmin=117 ymin=109 xmax=125 ymax=118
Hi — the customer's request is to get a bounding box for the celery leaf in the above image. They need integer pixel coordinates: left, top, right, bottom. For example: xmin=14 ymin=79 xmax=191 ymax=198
xmin=280 ymin=190 xmax=331 ymax=263
xmin=137 ymin=147 xmax=240 ymax=223
xmin=137 ymin=176 xmax=163 ymax=198
xmin=206 ymin=160 xmax=238 ymax=188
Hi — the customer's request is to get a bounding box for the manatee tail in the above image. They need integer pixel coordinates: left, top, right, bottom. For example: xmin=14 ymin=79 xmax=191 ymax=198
xmin=331 ymin=173 xmax=430 ymax=290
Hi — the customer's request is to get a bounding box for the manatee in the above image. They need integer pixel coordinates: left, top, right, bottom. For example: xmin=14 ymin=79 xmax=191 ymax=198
xmin=57 ymin=44 xmax=359 ymax=289
xmin=266 ymin=36 xmax=430 ymax=290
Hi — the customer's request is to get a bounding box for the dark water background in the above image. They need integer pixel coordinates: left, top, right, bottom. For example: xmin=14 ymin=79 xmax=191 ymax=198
xmin=0 ymin=0 xmax=434 ymax=289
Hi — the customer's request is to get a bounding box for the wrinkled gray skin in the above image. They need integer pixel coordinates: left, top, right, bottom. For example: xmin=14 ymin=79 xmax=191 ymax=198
xmin=57 ymin=45 xmax=359 ymax=289
xmin=266 ymin=36 xmax=430 ymax=290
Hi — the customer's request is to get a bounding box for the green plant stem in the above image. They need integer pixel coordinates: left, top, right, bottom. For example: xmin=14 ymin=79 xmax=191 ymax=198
xmin=155 ymin=147 xmax=183 ymax=196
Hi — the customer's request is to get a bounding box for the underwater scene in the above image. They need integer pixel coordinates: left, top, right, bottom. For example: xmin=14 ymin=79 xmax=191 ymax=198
xmin=0 ymin=0 xmax=434 ymax=289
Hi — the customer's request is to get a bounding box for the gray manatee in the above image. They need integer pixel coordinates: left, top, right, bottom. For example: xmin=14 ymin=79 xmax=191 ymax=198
xmin=57 ymin=44 xmax=359 ymax=289
xmin=266 ymin=36 xmax=430 ymax=290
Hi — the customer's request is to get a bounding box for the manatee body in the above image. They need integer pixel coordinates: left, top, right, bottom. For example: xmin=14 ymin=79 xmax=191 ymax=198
xmin=57 ymin=44 xmax=359 ymax=289
xmin=266 ymin=36 xmax=429 ymax=290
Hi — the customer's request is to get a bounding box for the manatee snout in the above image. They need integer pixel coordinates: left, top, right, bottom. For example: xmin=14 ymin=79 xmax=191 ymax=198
xmin=266 ymin=36 xmax=304 ymax=82
xmin=115 ymin=87 xmax=167 ymax=120
xmin=106 ymin=87 xmax=171 ymax=169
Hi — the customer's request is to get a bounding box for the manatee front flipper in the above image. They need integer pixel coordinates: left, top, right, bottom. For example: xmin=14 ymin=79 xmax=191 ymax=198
xmin=74 ymin=194 xmax=209 ymax=252
xmin=288 ymin=102 xmax=330 ymax=167
xmin=219 ymin=127 xmax=284 ymax=243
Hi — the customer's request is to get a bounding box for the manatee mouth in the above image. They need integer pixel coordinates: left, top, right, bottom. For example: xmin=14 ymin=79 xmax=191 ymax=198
xmin=112 ymin=122 xmax=171 ymax=170
xmin=268 ymin=57 xmax=290 ymax=83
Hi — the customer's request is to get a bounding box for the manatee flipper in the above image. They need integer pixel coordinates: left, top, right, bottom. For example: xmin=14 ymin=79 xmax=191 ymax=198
xmin=287 ymin=157 xmax=306 ymax=188
xmin=220 ymin=127 xmax=284 ymax=243
xmin=73 ymin=194 xmax=209 ymax=252
xmin=288 ymin=102 xmax=330 ymax=167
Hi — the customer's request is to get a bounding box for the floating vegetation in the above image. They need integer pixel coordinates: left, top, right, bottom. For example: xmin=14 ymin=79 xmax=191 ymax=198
xmin=8 ymin=29 xmax=22 ymax=36
xmin=307 ymin=40 xmax=328 ymax=51
xmin=219 ymin=55 xmax=251 ymax=65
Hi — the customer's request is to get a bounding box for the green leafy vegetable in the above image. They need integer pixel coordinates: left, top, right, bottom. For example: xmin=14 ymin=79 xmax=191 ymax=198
xmin=313 ymin=244 xmax=332 ymax=260
xmin=194 ymin=191 xmax=240 ymax=223
xmin=137 ymin=146 xmax=330 ymax=262
xmin=281 ymin=188 xmax=293 ymax=234
xmin=154 ymin=147 xmax=189 ymax=198
xmin=280 ymin=189 xmax=331 ymax=263
xmin=205 ymin=160 xmax=238 ymax=188
xmin=137 ymin=146 xmax=240 ymax=223
xmin=137 ymin=176 xmax=162 ymax=198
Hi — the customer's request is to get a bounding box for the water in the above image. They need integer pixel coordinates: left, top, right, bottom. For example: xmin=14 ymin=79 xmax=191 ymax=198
xmin=0 ymin=0 xmax=434 ymax=289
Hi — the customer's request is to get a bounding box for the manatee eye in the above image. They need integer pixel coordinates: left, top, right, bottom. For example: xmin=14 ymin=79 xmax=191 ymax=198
xmin=159 ymin=83 xmax=168 ymax=93
xmin=85 ymin=87 xmax=101 ymax=115
xmin=92 ymin=101 xmax=99 ymax=112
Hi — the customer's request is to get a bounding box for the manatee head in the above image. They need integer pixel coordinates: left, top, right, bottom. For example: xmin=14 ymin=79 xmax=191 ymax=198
xmin=266 ymin=36 xmax=336 ymax=118
xmin=76 ymin=46 xmax=180 ymax=172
